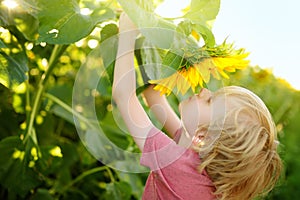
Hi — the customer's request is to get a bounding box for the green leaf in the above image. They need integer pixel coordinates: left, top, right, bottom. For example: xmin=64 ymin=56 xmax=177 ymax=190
xmin=84 ymin=129 xmax=114 ymax=163
xmin=48 ymin=85 xmax=73 ymax=105
xmin=193 ymin=24 xmax=216 ymax=47
xmin=118 ymin=0 xmax=176 ymax=49
xmin=176 ymin=19 xmax=216 ymax=47
xmin=0 ymin=2 xmax=37 ymax=42
xmin=184 ymin=0 xmax=221 ymax=24
xmin=100 ymin=23 xmax=118 ymax=42
xmin=31 ymin=189 xmax=54 ymax=200
xmin=162 ymin=50 xmax=184 ymax=71
xmin=77 ymin=142 xmax=97 ymax=166
xmin=116 ymin=172 xmax=144 ymax=198
xmin=0 ymin=136 xmax=22 ymax=177
xmin=142 ymin=47 xmax=182 ymax=80
xmin=52 ymin=105 xmax=74 ymax=124
xmin=0 ymin=40 xmax=6 ymax=48
xmin=99 ymin=23 xmax=119 ymax=85
xmin=133 ymin=0 xmax=156 ymax=12
xmin=100 ymin=123 xmax=130 ymax=150
xmin=36 ymin=145 xmax=64 ymax=175
xmin=0 ymin=136 xmax=41 ymax=197
xmin=100 ymin=111 xmax=131 ymax=150
xmin=0 ymin=85 xmax=23 ymax=138
xmin=60 ymin=142 xmax=80 ymax=168
xmin=0 ymin=50 xmax=28 ymax=89
xmin=104 ymin=181 xmax=132 ymax=200
xmin=140 ymin=39 xmax=165 ymax=80
xmin=14 ymin=12 xmax=39 ymax=41
xmin=176 ymin=20 xmax=193 ymax=36
xmin=34 ymin=0 xmax=114 ymax=44
xmin=47 ymin=85 xmax=74 ymax=124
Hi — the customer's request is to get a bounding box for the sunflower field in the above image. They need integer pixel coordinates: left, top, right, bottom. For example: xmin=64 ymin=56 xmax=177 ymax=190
xmin=0 ymin=0 xmax=299 ymax=199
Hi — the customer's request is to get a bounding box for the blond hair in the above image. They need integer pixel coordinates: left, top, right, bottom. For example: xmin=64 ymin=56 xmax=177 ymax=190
xmin=193 ymin=86 xmax=282 ymax=200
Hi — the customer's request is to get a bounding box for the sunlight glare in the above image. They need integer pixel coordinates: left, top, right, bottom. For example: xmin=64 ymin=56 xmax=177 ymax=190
xmin=2 ymin=0 xmax=18 ymax=9
xmin=155 ymin=0 xmax=190 ymax=18
xmin=88 ymin=39 xmax=99 ymax=49
xmin=80 ymin=8 xmax=92 ymax=16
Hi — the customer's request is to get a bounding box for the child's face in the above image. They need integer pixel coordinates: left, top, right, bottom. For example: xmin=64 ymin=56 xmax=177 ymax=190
xmin=179 ymin=88 xmax=226 ymax=137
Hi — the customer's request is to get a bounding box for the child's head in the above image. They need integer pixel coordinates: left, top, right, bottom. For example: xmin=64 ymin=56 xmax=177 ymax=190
xmin=179 ymin=86 xmax=282 ymax=200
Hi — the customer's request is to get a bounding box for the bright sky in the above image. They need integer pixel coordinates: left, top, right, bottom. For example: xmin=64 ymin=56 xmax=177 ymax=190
xmin=156 ymin=0 xmax=300 ymax=90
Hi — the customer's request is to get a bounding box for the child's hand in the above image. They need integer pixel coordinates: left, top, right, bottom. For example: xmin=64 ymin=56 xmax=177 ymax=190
xmin=119 ymin=12 xmax=139 ymax=36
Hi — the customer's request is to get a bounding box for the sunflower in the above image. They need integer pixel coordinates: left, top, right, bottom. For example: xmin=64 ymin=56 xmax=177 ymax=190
xmin=212 ymin=53 xmax=250 ymax=79
xmin=148 ymin=43 xmax=250 ymax=96
xmin=194 ymin=52 xmax=250 ymax=82
xmin=149 ymin=66 xmax=203 ymax=96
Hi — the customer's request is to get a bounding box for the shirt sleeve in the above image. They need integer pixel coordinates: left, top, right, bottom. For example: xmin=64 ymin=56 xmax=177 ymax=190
xmin=140 ymin=127 xmax=187 ymax=171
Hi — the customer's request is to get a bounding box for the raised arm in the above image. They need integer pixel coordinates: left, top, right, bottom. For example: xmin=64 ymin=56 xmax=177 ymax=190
xmin=142 ymin=85 xmax=181 ymax=138
xmin=112 ymin=13 xmax=155 ymax=150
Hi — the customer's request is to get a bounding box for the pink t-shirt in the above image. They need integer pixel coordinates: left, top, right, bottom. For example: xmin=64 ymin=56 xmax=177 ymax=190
xmin=140 ymin=127 xmax=216 ymax=200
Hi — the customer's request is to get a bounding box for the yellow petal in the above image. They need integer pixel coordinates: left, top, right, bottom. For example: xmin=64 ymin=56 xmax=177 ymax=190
xmin=217 ymin=68 xmax=230 ymax=79
xmin=224 ymin=66 xmax=236 ymax=72
xmin=191 ymin=66 xmax=202 ymax=88
xmin=176 ymin=70 xmax=190 ymax=95
xmin=149 ymin=72 xmax=178 ymax=96
xmin=210 ymin=68 xmax=221 ymax=80
xmin=194 ymin=59 xmax=213 ymax=83
xmin=176 ymin=73 xmax=184 ymax=95
xmin=191 ymin=30 xmax=200 ymax=41
xmin=188 ymin=68 xmax=198 ymax=91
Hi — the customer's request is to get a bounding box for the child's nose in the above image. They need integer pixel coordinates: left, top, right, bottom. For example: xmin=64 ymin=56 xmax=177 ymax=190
xmin=199 ymin=88 xmax=211 ymax=96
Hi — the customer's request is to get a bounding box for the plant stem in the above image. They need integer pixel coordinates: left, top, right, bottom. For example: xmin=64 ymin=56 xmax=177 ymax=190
xmin=24 ymin=45 xmax=68 ymax=143
xmin=25 ymin=79 xmax=31 ymax=126
xmin=44 ymin=93 xmax=97 ymax=129
xmin=61 ymin=166 xmax=114 ymax=192
xmin=106 ymin=167 xmax=115 ymax=182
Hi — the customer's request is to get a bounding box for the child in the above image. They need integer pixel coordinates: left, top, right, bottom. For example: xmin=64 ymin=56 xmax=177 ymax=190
xmin=112 ymin=13 xmax=282 ymax=200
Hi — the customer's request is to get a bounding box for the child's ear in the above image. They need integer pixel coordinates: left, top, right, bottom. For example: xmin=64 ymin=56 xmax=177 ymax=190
xmin=194 ymin=126 xmax=208 ymax=138
xmin=193 ymin=127 xmax=208 ymax=146
xmin=192 ymin=134 xmax=206 ymax=146
xmin=195 ymin=126 xmax=223 ymax=158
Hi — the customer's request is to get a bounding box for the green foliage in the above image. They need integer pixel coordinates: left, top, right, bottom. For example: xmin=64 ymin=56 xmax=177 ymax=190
xmin=0 ymin=136 xmax=41 ymax=197
xmin=118 ymin=0 xmax=176 ymax=49
xmin=0 ymin=34 xmax=28 ymax=88
xmin=0 ymin=0 xmax=299 ymax=199
xmin=34 ymin=0 xmax=115 ymax=44
xmin=103 ymin=181 xmax=132 ymax=200
xmin=184 ymin=0 xmax=221 ymax=23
